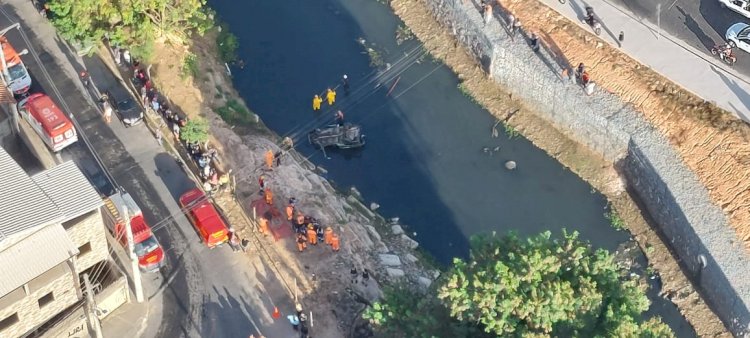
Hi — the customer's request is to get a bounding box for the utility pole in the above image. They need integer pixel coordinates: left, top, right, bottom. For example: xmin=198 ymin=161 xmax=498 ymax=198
xmin=83 ymin=273 xmax=103 ymax=338
xmin=122 ymin=205 xmax=144 ymax=303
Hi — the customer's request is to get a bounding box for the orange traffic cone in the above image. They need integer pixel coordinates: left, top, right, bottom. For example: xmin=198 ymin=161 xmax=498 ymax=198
xmin=272 ymin=306 xmax=280 ymax=319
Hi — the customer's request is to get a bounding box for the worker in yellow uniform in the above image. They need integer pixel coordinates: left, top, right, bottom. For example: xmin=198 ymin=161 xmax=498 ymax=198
xmin=326 ymin=88 xmax=336 ymax=105
xmin=312 ymin=94 xmax=322 ymax=111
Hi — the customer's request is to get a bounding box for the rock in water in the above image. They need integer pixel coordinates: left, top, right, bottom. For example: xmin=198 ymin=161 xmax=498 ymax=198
xmin=505 ymin=160 xmax=517 ymax=170
xmin=370 ymin=202 xmax=380 ymax=211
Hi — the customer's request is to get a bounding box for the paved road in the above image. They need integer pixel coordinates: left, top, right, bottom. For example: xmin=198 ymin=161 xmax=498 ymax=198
xmin=605 ymin=0 xmax=750 ymax=77
xmin=0 ymin=1 xmax=298 ymax=337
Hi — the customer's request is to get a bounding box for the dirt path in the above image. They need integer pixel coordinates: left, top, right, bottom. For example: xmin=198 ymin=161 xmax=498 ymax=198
xmin=390 ymin=0 xmax=728 ymax=335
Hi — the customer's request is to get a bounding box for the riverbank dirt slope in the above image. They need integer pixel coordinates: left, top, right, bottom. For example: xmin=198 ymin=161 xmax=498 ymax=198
xmin=131 ymin=30 xmax=435 ymax=338
xmin=391 ymin=0 xmax=728 ymax=335
xmin=496 ymin=0 xmax=750 ymax=243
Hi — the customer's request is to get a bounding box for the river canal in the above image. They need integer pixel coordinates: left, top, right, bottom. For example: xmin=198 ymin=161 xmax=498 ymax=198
xmin=209 ymin=0 xmax=695 ymax=335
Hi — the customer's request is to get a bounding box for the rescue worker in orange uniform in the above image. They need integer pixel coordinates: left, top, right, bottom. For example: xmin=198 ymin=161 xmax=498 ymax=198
xmin=306 ymin=225 xmax=318 ymax=245
xmin=326 ymin=88 xmax=336 ymax=105
xmin=312 ymin=95 xmax=322 ymax=111
xmin=264 ymin=187 xmax=274 ymax=205
xmin=258 ymin=217 xmax=269 ymax=236
xmin=331 ymin=233 xmax=340 ymax=252
xmin=286 ymin=204 xmax=295 ymax=221
xmin=265 ymin=150 xmax=274 ymax=169
xmin=296 ymin=213 xmax=305 ymax=227
xmin=296 ymin=233 xmax=307 ymax=252
xmin=324 ymin=227 xmax=334 ymax=245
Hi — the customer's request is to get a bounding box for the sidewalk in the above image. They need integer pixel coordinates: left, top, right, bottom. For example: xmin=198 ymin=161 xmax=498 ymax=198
xmin=539 ymin=0 xmax=750 ymax=122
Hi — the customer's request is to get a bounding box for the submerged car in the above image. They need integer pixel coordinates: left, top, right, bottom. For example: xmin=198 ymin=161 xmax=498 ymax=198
xmin=104 ymin=87 xmax=143 ymax=126
xmin=308 ymin=123 xmax=365 ymax=157
xmin=726 ymin=22 xmax=750 ymax=53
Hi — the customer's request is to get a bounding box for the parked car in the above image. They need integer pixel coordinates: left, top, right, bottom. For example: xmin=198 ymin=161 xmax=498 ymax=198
xmin=719 ymin=0 xmax=750 ymax=19
xmin=0 ymin=36 xmax=32 ymax=95
xmin=104 ymin=87 xmax=143 ymax=127
xmin=726 ymin=23 xmax=750 ymax=53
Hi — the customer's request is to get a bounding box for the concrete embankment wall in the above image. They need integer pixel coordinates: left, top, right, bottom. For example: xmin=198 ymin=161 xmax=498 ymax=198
xmin=421 ymin=0 xmax=750 ymax=334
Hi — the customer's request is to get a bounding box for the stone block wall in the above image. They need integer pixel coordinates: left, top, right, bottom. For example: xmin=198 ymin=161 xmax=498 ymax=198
xmin=421 ymin=0 xmax=750 ymax=334
xmin=64 ymin=209 xmax=110 ymax=273
xmin=0 ymin=263 xmax=80 ymax=337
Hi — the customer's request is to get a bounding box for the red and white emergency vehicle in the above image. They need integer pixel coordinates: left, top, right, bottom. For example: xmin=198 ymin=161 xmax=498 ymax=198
xmin=17 ymin=93 xmax=78 ymax=152
xmin=0 ymin=35 xmax=31 ymax=94
xmin=102 ymin=192 xmax=166 ymax=272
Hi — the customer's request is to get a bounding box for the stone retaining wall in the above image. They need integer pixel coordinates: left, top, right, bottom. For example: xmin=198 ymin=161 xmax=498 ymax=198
xmin=422 ymin=0 xmax=750 ymax=334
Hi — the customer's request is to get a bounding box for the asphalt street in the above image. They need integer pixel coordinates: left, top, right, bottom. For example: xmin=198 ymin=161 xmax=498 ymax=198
xmin=607 ymin=0 xmax=750 ymax=76
xmin=0 ymin=1 xmax=298 ymax=337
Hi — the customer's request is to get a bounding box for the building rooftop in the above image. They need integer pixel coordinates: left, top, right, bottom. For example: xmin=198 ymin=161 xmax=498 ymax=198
xmin=0 ymin=147 xmax=62 ymax=241
xmin=32 ymin=161 xmax=103 ymax=221
xmin=0 ymin=224 xmax=77 ymax=296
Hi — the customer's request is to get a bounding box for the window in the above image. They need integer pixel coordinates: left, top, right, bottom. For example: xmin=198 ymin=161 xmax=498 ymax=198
xmin=0 ymin=313 xmax=19 ymax=331
xmin=78 ymin=242 xmax=92 ymax=256
xmin=38 ymin=292 xmax=54 ymax=308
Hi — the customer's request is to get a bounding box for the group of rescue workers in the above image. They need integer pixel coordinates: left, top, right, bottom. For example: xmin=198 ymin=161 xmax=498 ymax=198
xmin=256 ymin=146 xmax=342 ymax=254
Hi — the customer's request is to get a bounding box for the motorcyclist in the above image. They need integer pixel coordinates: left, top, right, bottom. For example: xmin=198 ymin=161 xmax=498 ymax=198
xmin=721 ymin=43 xmax=734 ymax=59
xmin=585 ymin=6 xmax=596 ymax=26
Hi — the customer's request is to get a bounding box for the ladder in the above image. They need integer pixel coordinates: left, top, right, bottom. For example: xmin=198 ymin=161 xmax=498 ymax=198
xmin=103 ymin=197 xmax=124 ymax=227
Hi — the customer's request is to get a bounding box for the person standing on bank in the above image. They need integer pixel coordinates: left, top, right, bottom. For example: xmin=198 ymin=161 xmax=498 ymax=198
xmin=342 ymin=74 xmax=350 ymax=96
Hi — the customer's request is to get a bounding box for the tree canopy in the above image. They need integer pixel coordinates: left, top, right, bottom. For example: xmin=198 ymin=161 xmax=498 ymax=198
xmin=364 ymin=230 xmax=674 ymax=338
xmin=180 ymin=118 xmax=209 ymax=144
xmin=48 ymin=0 xmax=214 ymax=59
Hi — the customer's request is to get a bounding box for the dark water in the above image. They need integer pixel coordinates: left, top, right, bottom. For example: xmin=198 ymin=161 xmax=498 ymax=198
xmin=210 ymin=0 xmax=695 ymax=335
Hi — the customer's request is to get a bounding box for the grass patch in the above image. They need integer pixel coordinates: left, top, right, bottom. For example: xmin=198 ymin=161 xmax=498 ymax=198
xmin=457 ymin=82 xmax=480 ymax=105
xmin=395 ymin=24 xmax=414 ymax=45
xmin=503 ymin=123 xmax=520 ymax=139
xmin=604 ymin=207 xmax=626 ymax=231
xmin=180 ymin=52 xmax=199 ymax=80
xmin=215 ymin=99 xmax=255 ymax=125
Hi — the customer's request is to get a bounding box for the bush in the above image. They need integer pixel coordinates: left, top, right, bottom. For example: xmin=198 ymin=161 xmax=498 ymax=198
xmin=180 ymin=118 xmax=209 ymax=144
xmin=180 ymin=53 xmax=199 ymax=80
xmin=216 ymin=24 xmax=239 ymax=63
xmin=215 ymin=99 xmax=254 ymax=125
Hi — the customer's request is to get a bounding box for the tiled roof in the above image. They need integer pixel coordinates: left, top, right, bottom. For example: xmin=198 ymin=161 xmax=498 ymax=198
xmin=32 ymin=161 xmax=103 ymax=221
xmin=0 ymin=224 xmax=77 ymax=296
xmin=0 ymin=147 xmax=62 ymax=242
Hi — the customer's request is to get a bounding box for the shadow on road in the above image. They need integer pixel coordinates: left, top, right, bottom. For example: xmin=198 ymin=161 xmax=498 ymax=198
xmin=677 ymin=6 xmax=715 ymax=50
xmin=153 ymin=152 xmax=196 ymax=202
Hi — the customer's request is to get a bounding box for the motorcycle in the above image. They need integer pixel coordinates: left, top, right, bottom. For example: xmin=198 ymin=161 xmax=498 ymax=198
xmin=584 ymin=7 xmax=602 ymax=36
xmin=711 ymin=45 xmax=737 ymax=66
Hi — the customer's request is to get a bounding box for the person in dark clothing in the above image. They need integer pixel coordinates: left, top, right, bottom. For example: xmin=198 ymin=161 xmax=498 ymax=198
xmin=274 ymin=151 xmax=282 ymax=166
xmin=335 ymin=110 xmax=345 ymax=126
xmin=341 ymin=74 xmax=350 ymax=96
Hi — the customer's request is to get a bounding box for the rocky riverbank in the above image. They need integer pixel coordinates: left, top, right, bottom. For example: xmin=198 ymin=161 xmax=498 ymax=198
xmin=388 ymin=0 xmax=728 ymax=336
xmin=98 ymin=30 xmax=440 ymax=337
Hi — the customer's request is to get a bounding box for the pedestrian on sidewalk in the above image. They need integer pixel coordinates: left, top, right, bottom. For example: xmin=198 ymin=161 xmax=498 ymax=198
xmin=123 ymin=49 xmax=131 ymax=65
xmin=529 ymin=32 xmax=540 ymax=53
xmin=172 ymin=122 xmax=180 ymax=140
xmin=506 ymin=14 xmax=515 ymax=31
xmin=511 ymin=19 xmax=521 ymax=40
xmin=618 ymin=31 xmax=624 ymax=47
xmin=155 ymin=128 xmax=163 ymax=146
xmin=79 ymin=70 xmax=90 ymax=87
xmin=483 ymin=2 xmax=493 ymax=25
xmin=113 ymin=47 xmax=122 ymax=66
xmin=274 ymin=150 xmax=282 ymax=166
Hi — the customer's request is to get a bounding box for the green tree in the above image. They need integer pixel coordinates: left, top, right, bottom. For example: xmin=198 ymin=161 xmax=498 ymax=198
xmin=48 ymin=0 xmax=214 ymax=60
xmin=364 ymin=231 xmax=674 ymax=338
xmin=180 ymin=118 xmax=209 ymax=144
xmin=438 ymin=230 xmax=674 ymax=337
